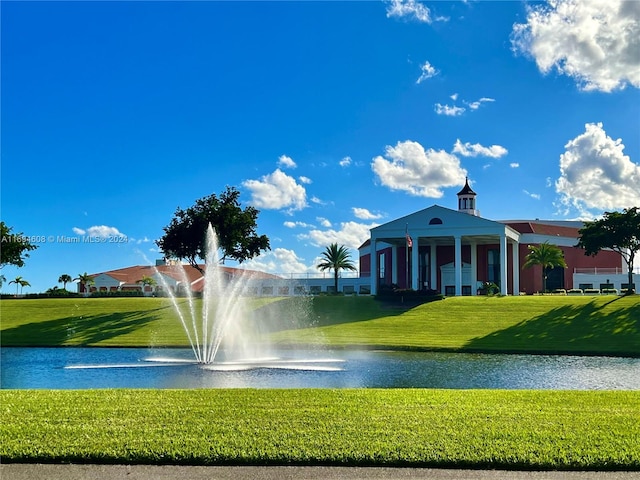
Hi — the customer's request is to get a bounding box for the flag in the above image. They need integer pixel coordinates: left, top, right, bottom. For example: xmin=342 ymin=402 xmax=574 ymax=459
xmin=406 ymin=233 xmax=412 ymax=248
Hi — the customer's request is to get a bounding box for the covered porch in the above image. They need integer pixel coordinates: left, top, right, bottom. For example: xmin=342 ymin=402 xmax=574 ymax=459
xmin=368 ymin=206 xmax=521 ymax=296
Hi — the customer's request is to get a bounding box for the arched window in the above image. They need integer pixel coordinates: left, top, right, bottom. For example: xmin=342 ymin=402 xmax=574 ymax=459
xmin=429 ymin=217 xmax=443 ymax=225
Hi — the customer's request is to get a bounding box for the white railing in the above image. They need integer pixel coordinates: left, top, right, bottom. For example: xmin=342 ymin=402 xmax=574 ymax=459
xmin=574 ymin=267 xmax=626 ymax=275
xmin=272 ymin=271 xmax=362 ymax=280
xmin=574 ymin=267 xmax=640 ymax=275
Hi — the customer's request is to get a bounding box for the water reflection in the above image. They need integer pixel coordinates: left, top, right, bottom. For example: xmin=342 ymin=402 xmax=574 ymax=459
xmin=1 ymin=347 xmax=639 ymax=390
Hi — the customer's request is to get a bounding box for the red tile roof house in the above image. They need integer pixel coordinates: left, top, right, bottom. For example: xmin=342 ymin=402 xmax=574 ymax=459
xmin=358 ymin=179 xmax=635 ymax=296
xmin=78 ymin=264 xmax=281 ymax=296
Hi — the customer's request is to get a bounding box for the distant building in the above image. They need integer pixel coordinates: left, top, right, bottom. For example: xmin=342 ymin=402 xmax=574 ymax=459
xmin=78 ymin=264 xmax=279 ymax=296
xmin=358 ymin=179 xmax=633 ymax=295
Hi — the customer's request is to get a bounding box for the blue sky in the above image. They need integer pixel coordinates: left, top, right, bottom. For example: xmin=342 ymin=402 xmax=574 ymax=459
xmin=2 ymin=0 xmax=639 ymax=293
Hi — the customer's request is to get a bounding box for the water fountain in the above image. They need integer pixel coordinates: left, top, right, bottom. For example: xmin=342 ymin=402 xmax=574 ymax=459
xmin=153 ymin=223 xmax=343 ymax=372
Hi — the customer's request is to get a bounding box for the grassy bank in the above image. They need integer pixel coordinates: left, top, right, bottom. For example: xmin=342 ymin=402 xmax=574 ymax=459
xmin=1 ymin=389 xmax=639 ymax=470
xmin=2 ymin=295 xmax=638 ymax=355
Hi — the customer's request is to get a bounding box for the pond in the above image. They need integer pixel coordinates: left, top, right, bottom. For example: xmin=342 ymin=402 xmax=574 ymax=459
xmin=2 ymin=347 xmax=639 ymax=390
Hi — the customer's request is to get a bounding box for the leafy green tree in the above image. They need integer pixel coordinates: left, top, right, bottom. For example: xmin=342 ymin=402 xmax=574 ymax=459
xmin=522 ymin=241 xmax=567 ymax=293
xmin=74 ymin=272 xmax=95 ymax=296
xmin=317 ymin=243 xmax=357 ymax=294
xmin=577 ymin=207 xmax=640 ymax=293
xmin=58 ymin=274 xmax=73 ymax=290
xmin=156 ymin=186 xmax=270 ymax=275
xmin=9 ymin=276 xmax=30 ymax=296
xmin=1 ymin=222 xmax=38 ymax=268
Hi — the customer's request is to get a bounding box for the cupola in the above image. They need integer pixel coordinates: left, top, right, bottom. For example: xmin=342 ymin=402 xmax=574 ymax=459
xmin=457 ymin=177 xmax=479 ymax=216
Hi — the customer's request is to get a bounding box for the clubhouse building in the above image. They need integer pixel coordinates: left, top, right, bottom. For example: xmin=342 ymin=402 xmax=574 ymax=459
xmin=358 ymin=179 xmax=629 ymax=296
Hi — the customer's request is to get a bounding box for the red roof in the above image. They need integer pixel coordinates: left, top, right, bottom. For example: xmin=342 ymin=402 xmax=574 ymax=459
xmin=505 ymin=222 xmax=581 ymax=238
xmin=90 ymin=264 xmax=281 ymax=292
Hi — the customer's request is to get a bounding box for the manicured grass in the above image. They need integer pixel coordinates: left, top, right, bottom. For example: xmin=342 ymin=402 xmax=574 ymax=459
xmin=1 ymin=389 xmax=639 ymax=470
xmin=0 ymin=297 xmax=281 ymax=347
xmin=284 ymin=295 xmax=640 ymax=356
xmin=2 ymin=295 xmax=639 ymax=355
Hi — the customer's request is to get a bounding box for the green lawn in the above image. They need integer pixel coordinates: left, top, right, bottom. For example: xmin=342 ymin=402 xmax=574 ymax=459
xmin=2 ymin=295 xmax=639 ymax=469
xmin=1 ymin=389 xmax=639 ymax=470
xmin=2 ymin=295 xmax=638 ymax=356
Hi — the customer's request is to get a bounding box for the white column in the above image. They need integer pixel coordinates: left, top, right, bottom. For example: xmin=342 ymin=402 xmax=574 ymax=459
xmin=370 ymin=237 xmax=378 ymax=295
xmin=455 ymin=235 xmax=462 ymax=296
xmin=412 ymin=237 xmax=420 ymax=290
xmin=391 ymin=245 xmax=398 ymax=286
xmin=470 ymin=241 xmax=477 ymax=296
xmin=512 ymin=240 xmax=520 ymax=295
xmin=430 ymin=243 xmax=438 ymax=293
xmin=500 ymin=234 xmax=508 ymax=296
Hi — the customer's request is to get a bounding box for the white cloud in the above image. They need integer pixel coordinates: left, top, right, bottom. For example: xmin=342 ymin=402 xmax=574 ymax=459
xmin=310 ymin=196 xmax=325 ymax=205
xmin=241 ymin=248 xmax=314 ymax=275
xmin=523 ymin=190 xmax=541 ymax=200
xmin=452 ymin=139 xmax=508 ymax=158
xmin=450 ymin=93 xmax=458 ymax=101
xmin=510 ymin=163 xmax=520 ymax=168
xmin=386 ymin=0 xmax=432 ymax=23
xmin=371 ymin=140 xmax=467 ymax=198
xmin=511 ymin=0 xmax=640 ymax=92
xmin=283 ymin=221 xmax=312 ymax=229
xmin=301 ymin=221 xmax=378 ymax=250
xmin=466 ymin=97 xmax=495 ymax=110
xmin=434 ymin=103 xmax=465 ymax=116
xmin=416 ymin=61 xmax=439 ymax=84
xmin=339 ymin=156 xmax=352 ymax=167
xmin=242 ymin=168 xmax=307 ymax=212
xmin=278 ymin=155 xmax=297 ymax=169
xmin=352 ymin=207 xmax=383 ymax=220
xmin=555 ymin=122 xmax=640 ymax=213
xmin=298 ymin=176 xmax=312 ymax=184
xmin=77 ymin=225 xmax=125 ymax=238
xmin=317 ymin=217 xmax=332 ymax=228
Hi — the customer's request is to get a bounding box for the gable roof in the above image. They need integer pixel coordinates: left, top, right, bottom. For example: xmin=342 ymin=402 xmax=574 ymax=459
xmin=372 ymin=205 xmax=511 ymax=234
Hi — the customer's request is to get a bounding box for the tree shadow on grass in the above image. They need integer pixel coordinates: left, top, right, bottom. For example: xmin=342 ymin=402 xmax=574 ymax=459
xmin=464 ymin=298 xmax=640 ymax=356
xmin=0 ymin=307 xmax=170 ymax=346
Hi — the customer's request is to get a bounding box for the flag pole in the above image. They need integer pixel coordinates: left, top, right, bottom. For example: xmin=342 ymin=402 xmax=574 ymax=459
xmin=405 ymin=223 xmax=409 ymax=289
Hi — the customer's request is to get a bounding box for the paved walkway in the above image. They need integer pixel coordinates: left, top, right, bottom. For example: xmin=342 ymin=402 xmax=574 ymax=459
xmin=2 ymin=465 xmax=640 ymax=480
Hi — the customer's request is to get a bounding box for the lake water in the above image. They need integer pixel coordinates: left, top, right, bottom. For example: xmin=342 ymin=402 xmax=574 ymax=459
xmin=2 ymin=347 xmax=639 ymax=390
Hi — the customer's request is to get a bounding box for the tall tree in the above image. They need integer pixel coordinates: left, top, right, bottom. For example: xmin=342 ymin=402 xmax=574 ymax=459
xmin=0 ymin=274 xmax=6 ymax=289
xmin=74 ymin=272 xmax=95 ymax=296
xmin=1 ymin=222 xmax=38 ymax=268
xmin=58 ymin=274 xmax=73 ymax=290
xmin=317 ymin=243 xmax=357 ymax=294
xmin=522 ymin=242 xmax=567 ymax=293
xmin=156 ymin=186 xmax=270 ymax=275
xmin=9 ymin=276 xmax=30 ymax=296
xmin=577 ymin=207 xmax=640 ymax=293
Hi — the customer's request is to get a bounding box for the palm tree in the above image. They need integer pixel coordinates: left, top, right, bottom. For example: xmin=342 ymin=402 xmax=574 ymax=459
xmin=522 ymin=242 xmax=567 ymax=293
xmin=74 ymin=272 xmax=95 ymax=296
xmin=9 ymin=276 xmax=30 ymax=296
xmin=317 ymin=243 xmax=357 ymax=294
xmin=136 ymin=275 xmax=157 ymax=294
xmin=0 ymin=274 xmax=6 ymax=290
xmin=58 ymin=274 xmax=73 ymax=290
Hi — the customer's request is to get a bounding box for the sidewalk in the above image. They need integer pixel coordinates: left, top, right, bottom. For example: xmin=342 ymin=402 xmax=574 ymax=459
xmin=2 ymin=465 xmax=640 ymax=480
